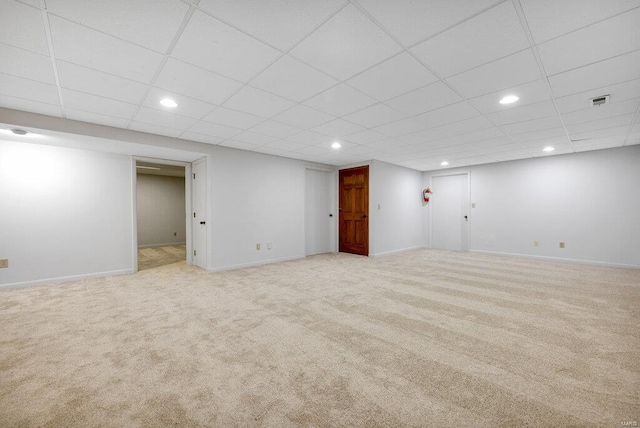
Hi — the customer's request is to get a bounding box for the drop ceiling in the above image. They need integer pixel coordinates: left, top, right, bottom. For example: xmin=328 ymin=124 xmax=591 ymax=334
xmin=1 ymin=0 xmax=639 ymax=171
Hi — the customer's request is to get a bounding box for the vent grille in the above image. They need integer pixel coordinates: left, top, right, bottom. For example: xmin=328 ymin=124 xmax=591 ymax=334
xmin=590 ymin=95 xmax=609 ymax=107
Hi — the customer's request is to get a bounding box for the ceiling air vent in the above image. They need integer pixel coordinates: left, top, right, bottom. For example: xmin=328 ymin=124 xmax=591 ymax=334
xmin=590 ymin=95 xmax=609 ymax=107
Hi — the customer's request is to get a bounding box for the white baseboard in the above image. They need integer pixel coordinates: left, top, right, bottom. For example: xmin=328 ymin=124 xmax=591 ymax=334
xmin=470 ymin=250 xmax=639 ymax=269
xmin=138 ymin=242 xmax=186 ymax=248
xmin=0 ymin=268 xmax=135 ymax=290
xmin=371 ymin=245 xmax=426 ymax=257
xmin=208 ymin=255 xmax=304 ymax=272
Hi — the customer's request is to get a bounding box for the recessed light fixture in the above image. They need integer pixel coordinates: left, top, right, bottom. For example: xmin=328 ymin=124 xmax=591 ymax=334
xmin=160 ymin=98 xmax=178 ymax=108
xmin=11 ymin=128 xmax=28 ymax=135
xmin=136 ymin=166 xmax=161 ymax=170
xmin=331 ymin=141 xmax=341 ymax=149
xmin=543 ymin=146 xmax=555 ymax=152
xmin=441 ymin=161 xmax=449 ymax=166
xmin=499 ymin=95 xmax=519 ymax=105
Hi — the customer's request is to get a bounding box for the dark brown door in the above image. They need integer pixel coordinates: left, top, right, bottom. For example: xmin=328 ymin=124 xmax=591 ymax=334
xmin=339 ymin=166 xmax=369 ymax=256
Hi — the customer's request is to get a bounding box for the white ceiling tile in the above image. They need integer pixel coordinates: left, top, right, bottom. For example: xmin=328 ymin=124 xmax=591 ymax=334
xmin=566 ymin=113 xmax=635 ymax=135
xmin=373 ymin=117 xmax=427 ymax=137
xmin=342 ymin=129 xmax=387 ymax=144
xmin=397 ymin=128 xmax=447 ymax=145
xmin=0 ymin=94 xmax=62 ymax=117
xmin=231 ymin=131 xmax=277 ymax=146
xmin=413 ymin=2 xmax=529 ymax=77
xmin=538 ymin=8 xmax=640 ymax=76
xmin=129 ymin=121 xmax=183 ymax=138
xmin=501 ymin=116 xmax=564 ymax=135
xmin=0 ymin=0 xmax=48 ymax=54
xmin=291 ymin=144 xmax=331 ymax=156
xmin=56 ymin=61 xmax=147 ymax=104
xmin=252 ymin=145 xmax=288 ymax=156
xmin=46 ymin=0 xmax=189 ymax=52
xmin=154 ymin=58 xmax=243 ymax=106
xmin=250 ymin=55 xmax=337 ymax=102
xmin=435 ymin=116 xmax=495 ymax=137
xmin=186 ymin=120 xmax=243 ymax=140
xmin=463 ymin=136 xmax=514 ymax=149
xmin=633 ymin=122 xmax=640 ymax=132
xmin=264 ymin=139 xmax=305 ymax=151
xmin=562 ymin=99 xmax=640 ymax=126
xmin=202 ymin=107 xmax=264 ymax=130
xmin=446 ymin=49 xmax=541 ymax=98
xmin=285 ymin=130 xmax=333 ymax=145
xmin=572 ymin=137 xmax=626 ymax=152
xmin=304 ymin=84 xmax=376 ymax=117
xmin=290 ymin=4 xmax=402 ymax=80
xmin=452 ymin=127 xmax=505 ymax=144
xmin=511 ymin=128 xmax=567 ymax=142
xmin=468 ymin=80 xmax=551 ymax=114
xmin=357 ymin=0 xmax=501 ymax=46
xmin=0 ymin=43 xmax=54 ymax=84
xmin=312 ymin=119 xmax=364 ymax=138
xmin=223 ymin=86 xmax=295 ymax=118
xmin=133 ymin=106 xmax=197 ymax=130
xmin=66 ymin=109 xmax=130 ymax=128
xmin=413 ymin=101 xmax=480 ymax=128
xmin=49 ymin=16 xmax=163 ymax=83
xmin=249 ymin=120 xmax=301 ymax=139
xmin=385 ymin=81 xmax=462 ymax=116
xmin=142 ymin=88 xmax=216 ymax=120
xmin=198 ymin=0 xmax=344 ymax=51
xmin=342 ymin=103 xmax=405 ymax=128
xmin=171 ymin=10 xmax=280 ymax=82
xmin=179 ymin=131 xmax=224 ymax=145
xmin=555 ymin=79 xmax=640 ymax=113
xmin=571 ymin=125 xmax=630 ymax=140
xmin=548 ymin=50 xmax=640 ymax=98
xmin=273 ymin=105 xmax=334 ymax=128
xmin=219 ymin=140 xmax=260 ymax=151
xmin=486 ymin=100 xmax=558 ymax=126
xmin=0 ymin=73 xmax=59 ymax=105
xmin=346 ymin=52 xmax=438 ymax=101
xmin=520 ymin=0 xmax=640 ymax=44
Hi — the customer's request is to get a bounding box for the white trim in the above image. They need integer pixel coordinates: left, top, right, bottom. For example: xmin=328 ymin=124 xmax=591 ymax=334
xmin=0 ymin=269 xmax=134 ymax=290
xmin=207 ymin=255 xmax=304 ymax=272
xmin=470 ymin=250 xmax=640 ymax=269
xmin=137 ymin=242 xmax=186 ymax=248
xmin=131 ymin=158 xmax=138 ymax=273
xmin=370 ymin=245 xmax=425 ymax=257
xmin=428 ymin=171 xmax=471 ymax=252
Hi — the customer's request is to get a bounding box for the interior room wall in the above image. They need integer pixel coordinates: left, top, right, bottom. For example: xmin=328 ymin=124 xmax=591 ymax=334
xmin=423 ymin=145 xmax=640 ymax=267
xmin=0 ymin=140 xmax=134 ymax=287
xmin=136 ymin=174 xmax=186 ymax=247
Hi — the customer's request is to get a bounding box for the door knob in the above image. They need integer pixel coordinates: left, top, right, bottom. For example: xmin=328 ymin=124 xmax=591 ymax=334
xmin=362 ymin=214 xmax=367 ymax=219
xmin=329 ymin=214 xmax=333 ymax=217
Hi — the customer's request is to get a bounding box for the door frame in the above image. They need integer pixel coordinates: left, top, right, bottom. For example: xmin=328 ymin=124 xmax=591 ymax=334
xmin=428 ymin=171 xmax=471 ymax=251
xmin=304 ymin=165 xmax=338 ymax=256
xmin=131 ymin=156 xmax=194 ymax=272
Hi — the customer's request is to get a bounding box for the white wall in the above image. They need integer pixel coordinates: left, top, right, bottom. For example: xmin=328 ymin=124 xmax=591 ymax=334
xmin=136 ymin=174 xmax=186 ymax=247
xmin=424 ymin=145 xmax=640 ymax=267
xmin=0 ymin=141 xmax=134 ymax=286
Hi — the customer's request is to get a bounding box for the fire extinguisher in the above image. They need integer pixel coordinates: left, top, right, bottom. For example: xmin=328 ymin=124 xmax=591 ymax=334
xmin=423 ymin=188 xmax=432 ymax=203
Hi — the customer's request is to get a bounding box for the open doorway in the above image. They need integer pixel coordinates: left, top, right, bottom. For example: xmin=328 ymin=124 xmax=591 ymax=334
xmin=135 ymin=160 xmax=188 ymax=271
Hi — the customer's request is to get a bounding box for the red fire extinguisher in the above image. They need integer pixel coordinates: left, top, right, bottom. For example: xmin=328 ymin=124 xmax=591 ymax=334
xmin=423 ymin=188 xmax=432 ymax=203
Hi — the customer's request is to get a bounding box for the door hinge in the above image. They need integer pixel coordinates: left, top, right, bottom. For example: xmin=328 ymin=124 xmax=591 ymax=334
xmin=193 ymin=212 xmax=196 ymax=218
xmin=193 ymin=173 xmax=196 ymax=179
xmin=194 ymin=250 xmax=196 ymax=256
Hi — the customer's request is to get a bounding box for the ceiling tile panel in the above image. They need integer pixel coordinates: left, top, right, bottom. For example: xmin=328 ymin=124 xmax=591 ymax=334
xmin=219 ymin=140 xmax=260 ymax=151
xmin=141 ymin=88 xmax=216 ymax=120
xmin=413 ymin=101 xmax=480 ymax=128
xmin=373 ymin=117 xmax=427 ymax=137
xmin=413 ymin=2 xmax=529 ymax=77
xmin=232 ymin=131 xmax=277 ymax=146
xmin=486 ymin=100 xmax=558 ymax=126
xmin=249 ymin=120 xmax=301 ymax=139
xmin=342 ymin=104 xmax=405 ymax=128
xmin=468 ymin=80 xmax=550 ymax=114
xmin=0 ymin=0 xmax=49 ymax=54
xmin=223 ymin=86 xmax=295 ymax=118
xmin=0 ymin=43 xmax=55 ymax=84
xmin=346 ymin=52 xmax=438 ymax=101
xmin=446 ymin=49 xmax=541 ymax=99
xmin=273 ymin=105 xmax=334 ymax=129
xmin=397 ymin=128 xmax=448 ymax=145
xmin=304 ymin=84 xmax=376 ymax=117
xmin=343 ymin=129 xmax=387 ymax=144
xmin=0 ymin=94 xmax=62 ymax=117
xmin=186 ymin=120 xmax=243 ymax=139
xmin=435 ymin=116 xmax=495 ymax=137
xmin=62 ymin=89 xmax=137 ymax=119
xmin=452 ymin=127 xmax=505 ymax=144
xmin=134 ymin=106 xmax=197 ymax=130
xmin=202 ymin=107 xmax=264 ymax=130
xmin=46 ymin=0 xmax=189 ymax=52
xmin=250 ymin=55 xmax=337 ymax=102
xmin=179 ymin=131 xmax=224 ymax=145
xmin=285 ymin=130 xmax=333 ymax=145
xmin=555 ymin=79 xmax=640 ymax=113
xmin=290 ymin=4 xmax=402 ymax=80
xmin=65 ymin=109 xmax=130 ymax=128
xmin=0 ymin=73 xmax=59 ymax=105
xmin=385 ymin=81 xmax=462 ymax=116
xmin=49 ymin=16 xmax=164 ymax=83
xmin=561 ymin=98 xmax=640 ymax=126
xmin=172 ymin=10 xmax=281 ymax=82
xmin=129 ymin=121 xmax=183 ymax=138
xmin=566 ymin=113 xmax=635 ymax=135
xmin=501 ymin=116 xmax=564 ymax=135
xmin=511 ymin=127 xmax=567 ymax=143
xmin=312 ymin=119 xmax=364 ymax=138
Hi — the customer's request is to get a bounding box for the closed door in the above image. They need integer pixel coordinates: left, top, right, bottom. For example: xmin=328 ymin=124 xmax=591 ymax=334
xmin=306 ymin=169 xmax=336 ymax=256
xmin=431 ymin=174 xmax=469 ymax=251
xmin=339 ymin=166 xmax=369 ymax=256
xmin=192 ymin=159 xmax=207 ymax=268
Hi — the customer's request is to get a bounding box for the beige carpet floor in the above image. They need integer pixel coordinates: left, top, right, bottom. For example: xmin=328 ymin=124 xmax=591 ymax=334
xmin=1 ymin=249 xmax=639 ymax=427
xmin=137 ymin=244 xmax=186 ymax=271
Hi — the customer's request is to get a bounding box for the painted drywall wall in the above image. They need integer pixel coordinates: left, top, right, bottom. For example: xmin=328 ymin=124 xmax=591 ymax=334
xmin=0 ymin=140 xmax=134 ymax=286
xmin=423 ymin=145 xmax=640 ymax=267
xmin=209 ymin=148 xmax=307 ymax=270
xmin=369 ymin=160 xmax=425 ymax=256
xmin=136 ymin=174 xmax=186 ymax=247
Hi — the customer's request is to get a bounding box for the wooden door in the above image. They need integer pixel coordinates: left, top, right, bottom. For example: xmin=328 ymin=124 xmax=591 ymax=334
xmin=339 ymin=166 xmax=369 ymax=256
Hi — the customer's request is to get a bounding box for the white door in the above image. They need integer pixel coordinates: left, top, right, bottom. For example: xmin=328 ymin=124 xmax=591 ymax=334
xmin=192 ymin=159 xmax=207 ymax=268
xmin=431 ymin=174 xmax=469 ymax=251
xmin=305 ymin=169 xmax=336 ymax=255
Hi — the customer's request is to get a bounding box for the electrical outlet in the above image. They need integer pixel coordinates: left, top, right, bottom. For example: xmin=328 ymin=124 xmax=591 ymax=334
xmin=267 ymin=242 xmax=272 ymax=250
xmin=559 ymin=242 xmax=565 ymax=249
xmin=256 ymin=243 xmax=261 ymax=250
xmin=533 ymin=240 xmax=539 ymax=247
xmin=0 ymin=259 xmax=8 ymax=268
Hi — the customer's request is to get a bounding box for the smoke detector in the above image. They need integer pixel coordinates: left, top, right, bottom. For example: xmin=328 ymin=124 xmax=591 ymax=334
xmin=590 ymin=95 xmax=609 ymax=107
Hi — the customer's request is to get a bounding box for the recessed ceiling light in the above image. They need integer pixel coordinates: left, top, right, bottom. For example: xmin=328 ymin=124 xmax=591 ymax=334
xmin=11 ymin=128 xmax=28 ymax=135
xmin=160 ymin=98 xmax=178 ymax=108
xmin=543 ymin=146 xmax=555 ymax=152
xmin=441 ymin=161 xmax=449 ymax=166
xmin=499 ymin=95 xmax=519 ymax=105
xmin=331 ymin=142 xmax=341 ymax=149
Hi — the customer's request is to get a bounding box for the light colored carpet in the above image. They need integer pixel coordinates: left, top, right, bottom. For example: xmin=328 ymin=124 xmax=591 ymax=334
xmin=1 ymin=249 xmax=638 ymax=427
xmin=137 ymin=244 xmax=186 ymax=271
